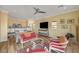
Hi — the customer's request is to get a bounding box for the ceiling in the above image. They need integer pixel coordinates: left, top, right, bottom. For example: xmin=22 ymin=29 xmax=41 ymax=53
xmin=0 ymin=5 xmax=79 ymax=20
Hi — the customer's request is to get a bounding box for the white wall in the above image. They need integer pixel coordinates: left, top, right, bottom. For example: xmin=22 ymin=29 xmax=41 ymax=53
xmin=34 ymin=10 xmax=79 ymax=43
xmin=0 ymin=10 xmax=8 ymax=42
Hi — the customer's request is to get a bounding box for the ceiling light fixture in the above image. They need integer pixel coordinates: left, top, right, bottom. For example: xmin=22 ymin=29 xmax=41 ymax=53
xmin=58 ymin=5 xmax=67 ymax=9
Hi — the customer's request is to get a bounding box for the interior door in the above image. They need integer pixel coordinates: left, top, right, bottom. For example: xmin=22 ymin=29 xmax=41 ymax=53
xmin=76 ymin=25 xmax=79 ymax=44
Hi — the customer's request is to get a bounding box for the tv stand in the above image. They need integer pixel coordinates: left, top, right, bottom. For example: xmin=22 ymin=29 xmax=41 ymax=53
xmin=38 ymin=29 xmax=49 ymax=36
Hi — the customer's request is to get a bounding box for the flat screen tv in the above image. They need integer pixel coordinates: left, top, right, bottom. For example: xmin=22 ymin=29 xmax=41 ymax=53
xmin=40 ymin=22 xmax=48 ymax=28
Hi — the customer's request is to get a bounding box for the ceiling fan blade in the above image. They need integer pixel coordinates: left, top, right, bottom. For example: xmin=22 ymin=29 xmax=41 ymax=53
xmin=58 ymin=5 xmax=64 ymax=8
xmin=33 ymin=7 xmax=36 ymax=10
xmin=39 ymin=11 xmax=46 ymax=13
xmin=34 ymin=11 xmax=38 ymax=15
xmin=33 ymin=7 xmax=40 ymax=10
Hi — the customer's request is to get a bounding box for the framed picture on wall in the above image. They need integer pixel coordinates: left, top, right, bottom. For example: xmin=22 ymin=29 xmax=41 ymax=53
xmin=67 ymin=19 xmax=75 ymax=24
xmin=61 ymin=25 xmax=68 ymax=29
xmin=60 ymin=19 xmax=65 ymax=24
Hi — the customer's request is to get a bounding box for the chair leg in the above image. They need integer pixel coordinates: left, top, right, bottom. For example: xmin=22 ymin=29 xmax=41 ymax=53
xmin=49 ymin=47 xmax=51 ymax=53
xmin=21 ymin=43 xmax=24 ymax=48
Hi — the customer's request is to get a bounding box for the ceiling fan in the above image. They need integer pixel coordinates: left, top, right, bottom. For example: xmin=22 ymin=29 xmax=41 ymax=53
xmin=33 ymin=7 xmax=46 ymax=15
